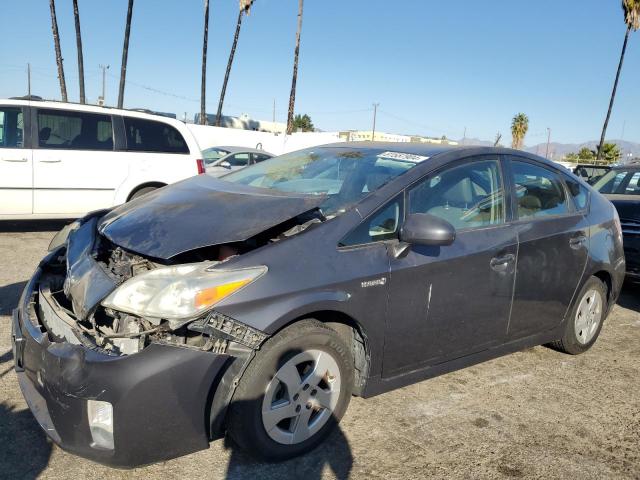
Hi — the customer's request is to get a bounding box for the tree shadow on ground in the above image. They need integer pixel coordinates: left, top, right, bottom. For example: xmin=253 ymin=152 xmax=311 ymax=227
xmin=0 ymin=220 xmax=71 ymax=233
xmin=0 ymin=403 xmax=53 ymax=479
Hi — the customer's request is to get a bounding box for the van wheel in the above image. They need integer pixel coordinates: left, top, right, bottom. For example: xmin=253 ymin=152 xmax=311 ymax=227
xmin=550 ymin=276 xmax=607 ymax=355
xmin=129 ymin=186 xmax=158 ymax=200
xmin=227 ymin=320 xmax=354 ymax=461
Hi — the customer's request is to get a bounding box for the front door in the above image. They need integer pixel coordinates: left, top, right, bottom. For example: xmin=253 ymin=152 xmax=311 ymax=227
xmin=383 ymin=157 xmax=516 ymax=377
xmin=0 ymin=105 xmax=31 ymax=215
xmin=506 ymin=158 xmax=589 ymax=338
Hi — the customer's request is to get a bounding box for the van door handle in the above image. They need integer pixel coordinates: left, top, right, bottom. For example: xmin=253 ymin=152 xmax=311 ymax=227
xmin=39 ymin=159 xmax=62 ymax=163
xmin=2 ymin=158 xmax=28 ymax=162
xmin=490 ymin=253 xmax=515 ymax=271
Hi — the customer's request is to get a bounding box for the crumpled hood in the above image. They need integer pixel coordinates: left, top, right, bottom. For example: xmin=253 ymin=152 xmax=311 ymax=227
xmin=98 ymin=175 xmax=326 ymax=259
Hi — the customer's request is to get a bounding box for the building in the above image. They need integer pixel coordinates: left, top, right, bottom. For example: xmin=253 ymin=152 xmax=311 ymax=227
xmin=339 ymin=130 xmax=458 ymax=145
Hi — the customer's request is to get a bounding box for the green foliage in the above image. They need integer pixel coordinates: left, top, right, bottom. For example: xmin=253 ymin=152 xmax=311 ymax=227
xmin=510 ymin=113 xmax=529 ymax=150
xmin=566 ymin=144 xmax=620 ymax=164
xmin=292 ymin=114 xmax=314 ymax=132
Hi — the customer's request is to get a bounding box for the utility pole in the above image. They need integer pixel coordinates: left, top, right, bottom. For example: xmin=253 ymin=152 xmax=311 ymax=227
xmin=621 ymin=120 xmax=626 ymax=141
xmin=462 ymin=126 xmax=467 ymax=145
xmin=272 ymin=98 xmax=276 ymax=127
xmin=27 ymin=63 xmax=31 ymax=97
xmin=371 ymin=103 xmax=379 ymax=141
xmin=545 ymin=127 xmax=551 ymax=159
xmin=99 ymin=64 xmax=109 ymax=105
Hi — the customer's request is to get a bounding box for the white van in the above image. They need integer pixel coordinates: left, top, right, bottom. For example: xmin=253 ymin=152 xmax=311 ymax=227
xmin=0 ymin=98 xmax=204 ymax=219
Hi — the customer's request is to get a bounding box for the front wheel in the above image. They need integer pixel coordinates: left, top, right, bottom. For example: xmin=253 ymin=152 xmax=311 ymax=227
xmin=227 ymin=320 xmax=354 ymax=461
xmin=550 ymin=276 xmax=607 ymax=355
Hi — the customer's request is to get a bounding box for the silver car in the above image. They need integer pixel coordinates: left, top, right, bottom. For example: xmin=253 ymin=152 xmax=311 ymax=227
xmin=202 ymin=145 xmax=273 ymax=176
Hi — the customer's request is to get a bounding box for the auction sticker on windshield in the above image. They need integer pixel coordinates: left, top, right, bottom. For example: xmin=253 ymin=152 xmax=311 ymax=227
xmin=378 ymin=151 xmax=429 ymax=162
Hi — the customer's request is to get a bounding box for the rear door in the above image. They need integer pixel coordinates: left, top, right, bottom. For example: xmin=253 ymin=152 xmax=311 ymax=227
xmin=505 ymin=157 xmax=589 ymax=339
xmin=383 ymin=156 xmax=517 ymax=376
xmin=0 ymin=104 xmax=31 ymax=215
xmin=32 ymin=108 xmax=126 ymax=215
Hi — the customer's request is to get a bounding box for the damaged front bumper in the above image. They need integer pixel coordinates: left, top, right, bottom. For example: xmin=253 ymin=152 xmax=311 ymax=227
xmin=12 ymin=253 xmax=244 ymax=468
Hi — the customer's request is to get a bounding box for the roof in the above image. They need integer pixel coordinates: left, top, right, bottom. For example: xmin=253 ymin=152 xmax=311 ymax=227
xmin=1 ymin=97 xmax=185 ymax=125
xmin=204 ymin=145 xmax=273 ymax=155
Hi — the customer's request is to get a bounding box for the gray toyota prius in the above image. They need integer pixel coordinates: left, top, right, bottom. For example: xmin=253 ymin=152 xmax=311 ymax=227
xmin=12 ymin=143 xmax=625 ymax=467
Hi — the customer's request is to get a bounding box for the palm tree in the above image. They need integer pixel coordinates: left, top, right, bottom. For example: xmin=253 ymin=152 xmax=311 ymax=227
xmin=72 ymin=0 xmax=85 ymax=104
xmin=216 ymin=1 xmax=254 ymax=126
xmin=117 ymin=0 xmax=135 ymax=109
xmin=200 ymin=0 xmax=210 ymax=125
xmin=597 ymin=0 xmax=640 ymax=161
xmin=286 ymin=0 xmax=304 ymax=135
xmin=49 ymin=0 xmax=68 ymax=102
xmin=511 ymin=113 xmax=529 ymax=149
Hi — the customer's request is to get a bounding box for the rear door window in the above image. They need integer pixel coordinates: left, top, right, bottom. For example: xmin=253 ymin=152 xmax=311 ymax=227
xmin=123 ymin=117 xmax=189 ymax=154
xmin=563 ymin=175 xmax=590 ymax=211
xmin=511 ymin=161 xmax=569 ymax=220
xmin=0 ymin=106 xmax=24 ymax=148
xmin=37 ymin=109 xmax=113 ymax=150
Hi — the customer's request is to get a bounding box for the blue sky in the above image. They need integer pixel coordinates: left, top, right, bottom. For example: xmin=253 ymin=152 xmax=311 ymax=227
xmin=0 ymin=0 xmax=638 ymax=144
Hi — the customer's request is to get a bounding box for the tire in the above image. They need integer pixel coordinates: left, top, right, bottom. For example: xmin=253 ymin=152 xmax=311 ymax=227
xmin=129 ymin=186 xmax=158 ymax=200
xmin=227 ymin=319 xmax=354 ymax=461
xmin=550 ymin=276 xmax=607 ymax=355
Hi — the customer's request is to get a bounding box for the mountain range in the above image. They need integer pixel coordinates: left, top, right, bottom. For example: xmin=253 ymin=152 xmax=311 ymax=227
xmin=459 ymin=138 xmax=640 ymax=161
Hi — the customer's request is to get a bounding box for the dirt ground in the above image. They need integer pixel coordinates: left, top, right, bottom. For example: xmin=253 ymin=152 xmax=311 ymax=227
xmin=0 ymin=221 xmax=638 ymax=480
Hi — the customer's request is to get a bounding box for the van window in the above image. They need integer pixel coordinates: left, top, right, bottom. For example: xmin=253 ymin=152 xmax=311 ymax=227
xmin=0 ymin=107 xmax=24 ymax=148
xmin=123 ymin=117 xmax=189 ymax=154
xmin=37 ymin=109 xmax=113 ymax=150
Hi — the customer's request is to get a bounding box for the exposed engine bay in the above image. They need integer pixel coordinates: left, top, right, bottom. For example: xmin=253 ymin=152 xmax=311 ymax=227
xmin=35 ymin=208 xmax=324 ymax=356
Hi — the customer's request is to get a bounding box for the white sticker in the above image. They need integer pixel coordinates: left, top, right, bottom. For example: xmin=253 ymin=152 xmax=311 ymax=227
xmin=378 ymin=151 xmax=429 ymax=162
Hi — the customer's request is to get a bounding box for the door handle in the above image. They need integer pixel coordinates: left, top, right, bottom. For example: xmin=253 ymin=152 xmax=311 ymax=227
xmin=39 ymin=159 xmax=62 ymax=163
xmin=569 ymin=234 xmax=587 ymax=249
xmin=490 ymin=253 xmax=515 ymax=271
xmin=2 ymin=158 xmax=28 ymax=162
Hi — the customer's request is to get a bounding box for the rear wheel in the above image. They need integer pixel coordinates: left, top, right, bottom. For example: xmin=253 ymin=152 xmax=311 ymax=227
xmin=227 ymin=320 xmax=354 ymax=460
xmin=550 ymin=276 xmax=607 ymax=354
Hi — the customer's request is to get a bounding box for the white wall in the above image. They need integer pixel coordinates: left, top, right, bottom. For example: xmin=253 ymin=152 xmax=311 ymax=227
xmin=186 ymin=124 xmax=345 ymax=156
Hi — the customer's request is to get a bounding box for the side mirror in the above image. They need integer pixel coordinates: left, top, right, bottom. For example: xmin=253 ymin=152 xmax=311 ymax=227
xmin=219 ymin=160 xmax=232 ymax=169
xmin=400 ymin=213 xmax=456 ymax=246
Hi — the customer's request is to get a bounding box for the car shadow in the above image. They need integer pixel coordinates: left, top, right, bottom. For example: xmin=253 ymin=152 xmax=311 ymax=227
xmin=0 ymin=219 xmax=72 ymax=233
xmin=617 ymin=281 xmax=640 ymax=312
xmin=221 ymin=426 xmax=353 ymax=480
xmin=0 ymin=402 xmax=53 ymax=479
xmin=0 ymin=281 xmax=27 ymax=316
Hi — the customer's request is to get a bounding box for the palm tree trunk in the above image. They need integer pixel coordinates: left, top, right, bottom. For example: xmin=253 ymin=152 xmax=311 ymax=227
xmin=597 ymin=27 xmax=630 ymax=161
xmin=72 ymin=0 xmax=85 ymax=104
xmin=286 ymin=0 xmax=304 ymax=135
xmin=200 ymin=0 xmax=210 ymax=125
xmin=49 ymin=0 xmax=67 ymax=102
xmin=118 ymin=0 xmax=135 ymax=109
xmin=216 ymin=10 xmax=243 ymax=126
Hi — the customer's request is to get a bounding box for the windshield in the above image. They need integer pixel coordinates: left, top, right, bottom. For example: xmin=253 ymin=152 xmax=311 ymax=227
xmin=222 ymin=146 xmax=427 ymax=215
xmin=593 ymin=169 xmax=640 ymax=195
xmin=202 ymin=148 xmax=230 ymax=163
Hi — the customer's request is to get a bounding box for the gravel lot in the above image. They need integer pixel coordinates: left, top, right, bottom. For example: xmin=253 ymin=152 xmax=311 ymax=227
xmin=1 ymin=221 xmax=639 ymax=480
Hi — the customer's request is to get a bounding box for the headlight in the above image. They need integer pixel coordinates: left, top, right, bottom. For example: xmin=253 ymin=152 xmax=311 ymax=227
xmin=48 ymin=220 xmax=81 ymax=252
xmin=101 ymin=264 xmax=267 ymax=320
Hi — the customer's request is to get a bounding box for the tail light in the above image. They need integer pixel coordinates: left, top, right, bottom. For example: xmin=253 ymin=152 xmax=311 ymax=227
xmin=196 ymin=159 xmax=205 ymax=175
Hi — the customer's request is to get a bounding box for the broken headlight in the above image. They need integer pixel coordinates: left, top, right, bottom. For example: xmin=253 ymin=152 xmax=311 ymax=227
xmin=101 ymin=264 xmax=267 ymax=321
